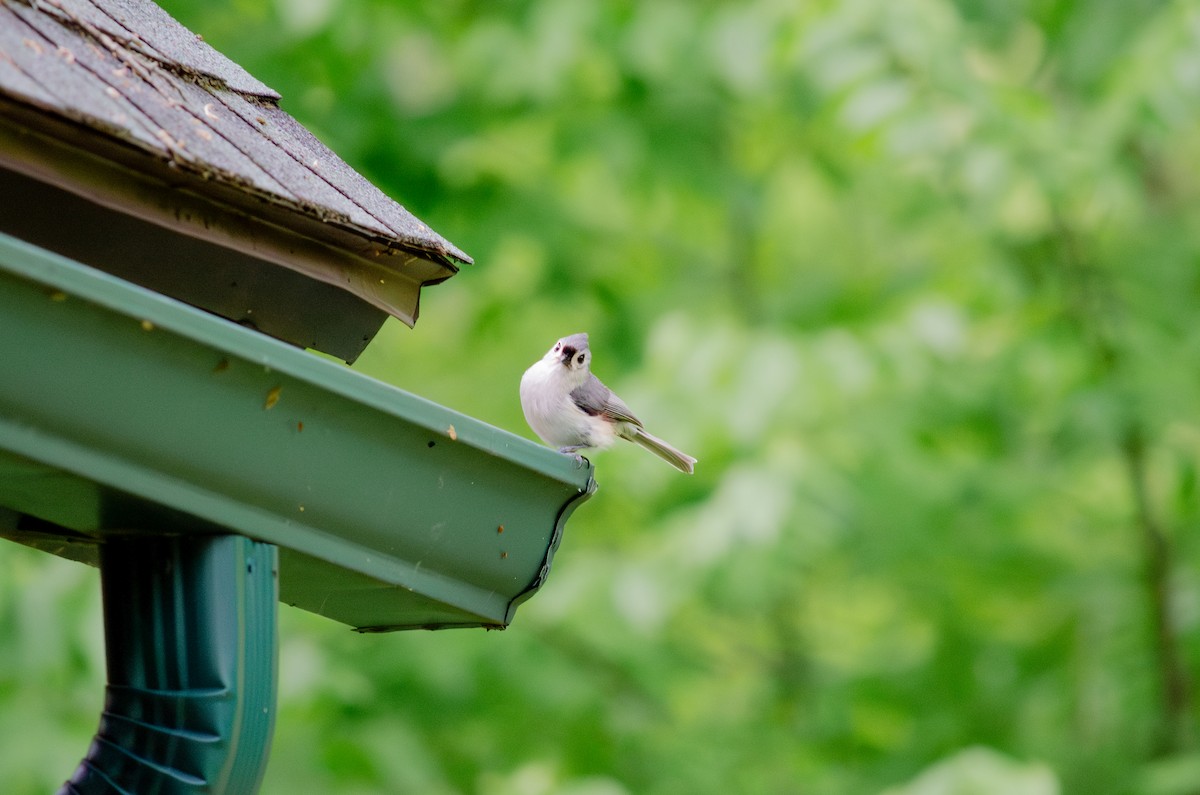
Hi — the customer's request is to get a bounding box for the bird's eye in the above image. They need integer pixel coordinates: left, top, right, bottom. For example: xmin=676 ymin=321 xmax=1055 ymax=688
xmin=553 ymin=343 xmax=561 ymax=351
xmin=577 ymin=354 xmax=585 ymax=364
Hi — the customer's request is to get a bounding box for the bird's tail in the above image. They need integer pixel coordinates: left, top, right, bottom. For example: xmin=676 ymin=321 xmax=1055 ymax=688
xmin=626 ymin=427 xmax=697 ymax=474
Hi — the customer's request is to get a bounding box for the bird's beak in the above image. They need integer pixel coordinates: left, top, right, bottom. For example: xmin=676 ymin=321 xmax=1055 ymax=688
xmin=559 ymin=346 xmax=576 ymax=366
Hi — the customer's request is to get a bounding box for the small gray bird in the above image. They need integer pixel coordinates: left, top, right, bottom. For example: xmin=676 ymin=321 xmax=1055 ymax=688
xmin=520 ymin=333 xmax=697 ymax=474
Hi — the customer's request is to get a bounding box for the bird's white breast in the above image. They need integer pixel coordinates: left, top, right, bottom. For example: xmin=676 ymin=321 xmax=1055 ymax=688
xmin=520 ymin=358 xmax=615 ymax=450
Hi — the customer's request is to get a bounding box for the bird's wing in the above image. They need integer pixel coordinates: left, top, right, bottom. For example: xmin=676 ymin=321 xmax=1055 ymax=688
xmin=570 ymin=375 xmax=642 ymax=427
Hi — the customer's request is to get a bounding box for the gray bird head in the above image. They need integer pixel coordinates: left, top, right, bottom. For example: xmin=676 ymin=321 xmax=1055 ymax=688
xmin=550 ymin=332 xmax=590 ymax=371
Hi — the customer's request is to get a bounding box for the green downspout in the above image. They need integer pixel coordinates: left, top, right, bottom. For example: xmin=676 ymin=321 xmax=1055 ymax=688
xmin=60 ymin=535 xmax=278 ymax=795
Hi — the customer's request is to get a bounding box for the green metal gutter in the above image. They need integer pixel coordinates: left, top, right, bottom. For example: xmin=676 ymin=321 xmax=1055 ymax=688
xmin=0 ymin=230 xmax=596 ymax=791
xmin=0 ymin=230 xmax=596 ymax=630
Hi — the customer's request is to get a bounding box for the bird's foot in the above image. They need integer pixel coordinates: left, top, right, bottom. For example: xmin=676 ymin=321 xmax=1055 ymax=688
xmin=557 ymin=446 xmax=590 ymax=468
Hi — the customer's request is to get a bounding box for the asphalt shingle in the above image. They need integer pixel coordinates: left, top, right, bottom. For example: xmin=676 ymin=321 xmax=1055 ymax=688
xmin=0 ymin=0 xmax=472 ymax=265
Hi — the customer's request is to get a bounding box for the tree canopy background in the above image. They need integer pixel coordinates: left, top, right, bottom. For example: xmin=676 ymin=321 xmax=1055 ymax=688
xmin=3 ymin=1 xmax=1200 ymax=792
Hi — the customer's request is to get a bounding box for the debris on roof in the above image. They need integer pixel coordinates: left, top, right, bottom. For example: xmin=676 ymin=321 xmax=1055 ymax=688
xmin=0 ymin=0 xmax=472 ymax=351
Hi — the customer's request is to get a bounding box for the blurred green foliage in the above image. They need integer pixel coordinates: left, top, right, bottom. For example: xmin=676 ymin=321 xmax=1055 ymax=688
xmin=4 ymin=0 xmax=1200 ymax=792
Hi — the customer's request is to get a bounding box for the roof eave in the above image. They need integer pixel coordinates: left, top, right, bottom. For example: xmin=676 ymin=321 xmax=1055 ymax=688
xmin=0 ymin=99 xmax=461 ymax=327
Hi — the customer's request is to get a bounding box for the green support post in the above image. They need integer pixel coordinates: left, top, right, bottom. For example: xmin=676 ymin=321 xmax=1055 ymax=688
xmin=60 ymin=535 xmax=279 ymax=795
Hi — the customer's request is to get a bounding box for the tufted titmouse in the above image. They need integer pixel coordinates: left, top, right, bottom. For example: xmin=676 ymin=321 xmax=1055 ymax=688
xmin=520 ymin=332 xmax=697 ymax=474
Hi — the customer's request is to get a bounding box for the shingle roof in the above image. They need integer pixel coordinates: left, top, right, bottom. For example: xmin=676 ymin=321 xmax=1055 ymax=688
xmin=0 ymin=0 xmax=471 ymax=318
